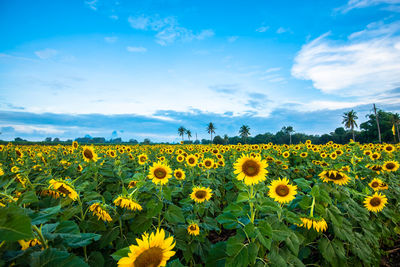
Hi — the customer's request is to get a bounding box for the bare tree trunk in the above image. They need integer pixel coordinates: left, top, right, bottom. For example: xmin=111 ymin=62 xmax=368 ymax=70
xmin=210 ymin=133 xmax=213 ymax=144
xmin=289 ymin=134 xmax=292 ymax=145
xmin=352 ymin=126 xmax=355 ymax=141
xmin=397 ymin=124 xmax=400 ymax=143
xmin=373 ymin=104 xmax=382 ymax=143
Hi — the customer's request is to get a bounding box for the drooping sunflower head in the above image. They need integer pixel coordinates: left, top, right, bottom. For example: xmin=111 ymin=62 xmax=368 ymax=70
xmin=114 ymin=196 xmax=142 ymax=211
xmin=117 ymin=228 xmax=175 ymax=267
xmin=89 ymin=203 xmax=113 ymax=222
xmin=82 ymin=146 xmax=98 ymax=162
xmin=364 ymin=192 xmax=387 ymax=213
xmin=318 ymin=170 xmax=350 ymax=185
xmin=72 ymin=141 xmax=79 ymax=149
xmin=382 ymin=161 xmax=399 ymax=172
xmin=148 ymin=162 xmax=172 ymax=185
xmin=369 ymin=178 xmax=383 ymax=191
xmin=190 ymin=186 xmax=213 ymax=203
xmin=187 ymin=223 xmax=200 ymax=236
xmin=173 ymin=169 xmax=185 ymax=180
xmin=366 ymin=164 xmax=383 ymax=174
xmin=268 ymin=177 xmax=297 ymax=204
xmin=186 ymin=155 xmax=198 ymax=167
xmin=48 ymin=179 xmax=78 ymax=201
xmin=233 ymin=154 xmax=268 ymax=186
xmin=297 ymin=217 xmax=328 ymax=233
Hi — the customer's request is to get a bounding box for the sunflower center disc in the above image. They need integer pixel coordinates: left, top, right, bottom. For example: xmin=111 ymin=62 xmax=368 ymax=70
xmin=190 ymin=225 xmax=197 ymax=231
xmin=205 ymin=161 xmax=212 ymax=166
xmin=57 ymin=185 xmax=71 ymax=195
xmin=195 ymin=190 xmax=207 ymax=199
xmin=154 ymin=168 xmax=167 ymax=179
xmin=327 ymin=172 xmax=343 ymax=180
xmin=189 ymin=158 xmax=195 ymax=164
xmin=370 ymin=197 xmax=381 ymax=207
xmin=386 ymin=163 xmax=395 ymax=169
xmin=84 ymin=149 xmax=93 ymax=159
xmin=242 ymin=160 xmax=260 ymax=176
xmin=176 ymin=172 xmax=182 ymax=178
xmin=276 ymin=185 xmax=289 ymax=197
xmin=372 ymin=166 xmax=382 ymax=171
xmin=134 ymin=247 xmax=163 ymax=267
xmin=371 ymin=182 xmax=379 ymax=188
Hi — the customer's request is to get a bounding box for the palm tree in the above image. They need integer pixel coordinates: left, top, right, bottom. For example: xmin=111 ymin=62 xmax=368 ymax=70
xmin=178 ymin=126 xmax=186 ymax=142
xmin=342 ymin=110 xmax=358 ymax=141
xmin=206 ymin=122 xmax=216 ymax=144
xmin=282 ymin=126 xmax=294 ymax=144
xmin=186 ymin=129 xmax=192 ymax=142
xmin=239 ymin=125 xmax=251 ymax=144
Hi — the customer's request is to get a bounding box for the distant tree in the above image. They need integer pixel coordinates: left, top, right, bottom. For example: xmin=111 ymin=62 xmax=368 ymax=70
xmin=201 ymin=139 xmax=211 ymax=145
xmin=223 ymin=134 xmax=229 ymax=145
xmin=342 ymin=110 xmax=358 ymax=141
xmin=206 ymin=122 xmax=216 ymax=144
xmin=142 ymin=138 xmax=151 ymax=145
xmin=391 ymin=113 xmax=400 ymax=142
xmin=53 ymin=137 xmax=60 ymax=143
xmin=178 ymin=126 xmax=186 ymax=141
xmin=282 ymin=126 xmax=294 ymax=144
xmin=129 ymin=139 xmax=138 ymax=144
xmin=14 ymin=137 xmax=26 ymax=142
xmin=186 ymin=129 xmax=192 ymax=141
xmin=45 ymin=137 xmax=52 ymax=142
xmin=239 ymin=125 xmax=251 ymax=144
xmin=213 ymin=135 xmax=224 ymax=145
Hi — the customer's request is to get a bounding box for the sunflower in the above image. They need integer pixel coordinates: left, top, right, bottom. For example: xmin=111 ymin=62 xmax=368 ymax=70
xmin=268 ymin=177 xmax=297 ymax=204
xmin=77 ymin=164 xmax=83 ymax=172
xmin=148 ymin=162 xmax=172 ymax=185
xmin=128 ymin=180 xmax=138 ymax=188
xmin=11 ymin=166 xmax=19 ymax=173
xmin=18 ymin=239 xmax=42 ymax=250
xmin=186 ymin=155 xmax=198 ymax=167
xmin=117 ymin=228 xmax=175 ymax=267
xmin=383 ymin=144 xmax=395 ymax=153
xmin=282 ymin=151 xmax=290 ymax=158
xmin=173 ymin=169 xmax=185 ymax=180
xmin=329 ymin=152 xmax=337 ymax=160
xmin=382 ymin=161 xmax=399 ymax=172
xmin=318 ymin=170 xmax=350 ymax=185
xmin=138 ymin=154 xmax=148 ymax=165
xmin=107 ymin=149 xmax=117 ymax=158
xmin=82 ymin=146 xmax=98 ymax=162
xmin=48 ymin=179 xmax=78 ymax=201
xmin=366 ymin=164 xmax=383 ymax=174
xmin=369 ymin=178 xmax=383 ymax=191
xmin=297 ymin=217 xmax=328 ymax=232
xmin=233 ymin=154 xmax=268 ymax=186
xmin=300 ymin=152 xmax=308 ymax=158
xmin=190 ymin=187 xmax=213 ymax=203
xmin=202 ymin=158 xmax=215 ymax=169
xmin=114 ymin=196 xmax=142 ymax=211
xmin=364 ymin=192 xmax=387 ymax=213
xmin=72 ymin=141 xmax=79 ymax=149
xmin=187 ymin=223 xmax=200 ymax=236
xmin=369 ymin=152 xmax=380 ymax=161
xmin=41 ymin=189 xmax=60 ymax=199
xmin=89 ymin=203 xmax=113 ymax=222
xmin=0 ymin=167 xmax=4 ymax=176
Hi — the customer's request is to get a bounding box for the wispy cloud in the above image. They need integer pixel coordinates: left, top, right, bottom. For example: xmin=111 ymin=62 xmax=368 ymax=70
xmin=85 ymin=0 xmax=98 ymax=11
xmin=256 ymin=26 xmax=269 ymax=32
xmin=228 ymin=36 xmax=239 ymax=42
xmin=128 ymin=15 xmax=214 ymax=45
xmin=126 ymin=46 xmax=147 ymax=52
xmin=34 ymin=49 xmax=58 ymax=59
xmin=104 ymin=36 xmax=118 ymax=43
xmin=109 ymin=15 xmax=119 ymax=20
xmin=336 ymin=0 xmax=400 ymax=13
xmin=291 ymin=20 xmax=400 ymax=97
xmin=276 ymin=27 xmax=289 ymax=34
xmin=265 ymin=67 xmax=281 ymax=73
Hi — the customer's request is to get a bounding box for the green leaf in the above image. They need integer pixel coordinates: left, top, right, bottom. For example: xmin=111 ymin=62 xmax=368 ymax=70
xmin=30 ymin=205 xmax=61 ymax=225
xmin=259 ymin=198 xmax=280 ymax=212
xmin=0 ymin=206 xmax=33 ymax=241
xmin=165 ymin=204 xmax=185 ymax=224
xmin=318 ymin=238 xmax=337 ymax=266
xmin=283 ymin=210 xmax=302 ymax=225
xmin=30 ymin=248 xmax=89 ymax=267
xmin=311 ymin=185 xmax=320 ymax=198
xmin=205 ymin=242 xmax=227 ymax=265
xmin=247 ymin=242 xmax=258 ymax=265
xmin=89 ymin=251 xmax=104 ymax=267
xmin=167 ymin=258 xmax=186 ymax=267
xmin=236 ymin=192 xmax=249 ymax=203
xmin=111 ymin=246 xmax=130 ymax=261
xmin=18 ymin=190 xmax=38 ymax=205
xmin=226 ymin=234 xmax=245 ymax=257
xmin=293 ymin=178 xmax=311 ymax=190
xmin=216 ymin=213 xmax=238 ymax=230
xmin=285 ymin=232 xmax=300 ymax=255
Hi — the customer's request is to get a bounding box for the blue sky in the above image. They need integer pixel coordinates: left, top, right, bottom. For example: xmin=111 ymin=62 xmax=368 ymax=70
xmin=1 ymin=0 xmax=400 ymax=142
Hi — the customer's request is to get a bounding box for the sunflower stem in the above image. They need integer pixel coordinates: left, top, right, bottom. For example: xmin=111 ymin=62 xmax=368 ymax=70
xmin=32 ymin=225 xmax=48 ymax=249
xmin=310 ymin=196 xmax=316 ymax=218
xmin=249 ymin=185 xmax=256 ymax=223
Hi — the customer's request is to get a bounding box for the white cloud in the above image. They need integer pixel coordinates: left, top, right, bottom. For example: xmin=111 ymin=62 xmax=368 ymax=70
xmin=4 ymin=124 xmax=65 ymax=134
xmin=228 ymin=36 xmax=239 ymax=42
xmin=256 ymin=26 xmax=269 ymax=33
xmin=85 ymin=0 xmax=98 ymax=10
xmin=34 ymin=49 xmax=58 ymax=59
xmin=265 ymin=67 xmax=281 ymax=73
xmin=128 ymin=15 xmax=214 ymax=45
xmin=291 ymin=21 xmax=400 ymax=97
xmin=126 ymin=46 xmax=147 ymax=52
xmin=109 ymin=15 xmax=119 ymax=20
xmin=104 ymin=36 xmax=118 ymax=43
xmin=276 ymin=27 xmax=289 ymax=34
xmin=337 ymin=0 xmax=400 ymax=13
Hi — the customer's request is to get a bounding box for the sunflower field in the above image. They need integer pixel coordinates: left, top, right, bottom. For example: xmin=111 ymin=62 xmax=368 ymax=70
xmin=0 ymin=141 xmax=399 ymax=267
